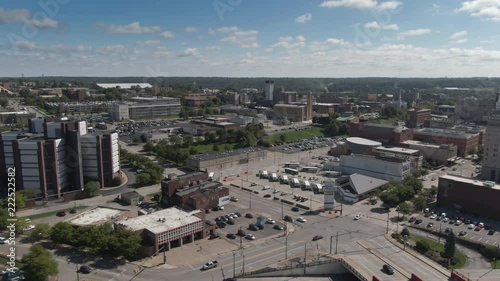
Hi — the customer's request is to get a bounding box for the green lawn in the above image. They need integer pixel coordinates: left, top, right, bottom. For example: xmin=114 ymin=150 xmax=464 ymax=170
xmin=264 ymin=127 xmax=325 ymax=143
xmin=493 ymin=260 xmax=500 ymax=269
xmin=411 ymin=235 xmax=467 ymax=269
xmin=21 ymin=206 xmax=88 ymax=221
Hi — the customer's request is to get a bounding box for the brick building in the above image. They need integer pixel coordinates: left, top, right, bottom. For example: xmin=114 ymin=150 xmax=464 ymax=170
xmin=407 ymin=108 xmax=431 ymax=128
xmin=349 ymin=122 xmax=413 ymax=145
xmin=437 ymin=175 xmax=500 ymax=220
xmin=412 ymin=128 xmax=479 ymax=157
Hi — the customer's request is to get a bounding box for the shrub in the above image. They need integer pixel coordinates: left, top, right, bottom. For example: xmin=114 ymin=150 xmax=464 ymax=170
xmin=113 ymin=176 xmax=122 ymax=187
xmin=401 ymin=228 xmax=410 ymax=237
xmin=451 ymin=256 xmax=459 ymax=265
xmin=416 ymin=240 xmax=431 ymax=253
xmin=391 ymin=233 xmax=402 ymax=240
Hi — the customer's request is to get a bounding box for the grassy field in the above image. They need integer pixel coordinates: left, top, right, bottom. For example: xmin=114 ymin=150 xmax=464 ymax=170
xmin=264 ymin=127 xmax=325 ymax=143
xmin=411 ymin=234 xmax=467 ymax=269
xmin=21 ymin=206 xmax=88 ymax=221
xmin=493 ymin=260 xmax=500 ymax=269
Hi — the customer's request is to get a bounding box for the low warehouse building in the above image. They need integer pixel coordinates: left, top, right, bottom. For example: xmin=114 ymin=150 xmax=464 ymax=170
xmin=66 ymin=206 xmax=132 ymax=227
xmin=115 ymin=207 xmax=205 ymax=256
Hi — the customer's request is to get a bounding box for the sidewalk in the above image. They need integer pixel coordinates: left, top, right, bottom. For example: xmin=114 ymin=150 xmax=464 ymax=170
xmin=17 ymin=184 xmax=161 ymax=217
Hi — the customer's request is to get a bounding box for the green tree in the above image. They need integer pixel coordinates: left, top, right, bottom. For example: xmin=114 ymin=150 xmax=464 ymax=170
xmin=412 ymin=195 xmax=427 ymax=211
xmin=29 ymin=223 xmax=51 ymax=241
xmin=50 ymin=222 xmax=75 ymax=244
xmin=143 ymin=141 xmax=155 ymax=152
xmin=416 ymin=240 xmax=431 ymax=253
xmin=324 ymin=123 xmax=340 ymax=137
xmin=0 ymin=98 xmax=8 ymax=108
xmin=84 ymin=181 xmax=100 ymax=197
xmin=396 ymin=202 xmax=413 ymax=219
xmin=21 ymin=245 xmax=58 ymax=281
xmin=189 ymin=146 xmax=198 ymax=155
xmin=110 ymin=226 xmax=142 ymax=260
xmin=443 ymin=231 xmax=456 ymax=259
xmin=169 ymin=135 xmax=182 ymax=146
xmin=183 ymin=135 xmax=194 ymax=147
xmin=137 ymin=173 xmax=151 ymax=187
xmin=0 ymin=208 xmax=8 ymax=230
xmin=212 ymin=143 xmax=220 ymax=152
xmin=279 ymin=134 xmax=287 ymax=143
xmin=113 ymin=176 xmax=122 ymax=187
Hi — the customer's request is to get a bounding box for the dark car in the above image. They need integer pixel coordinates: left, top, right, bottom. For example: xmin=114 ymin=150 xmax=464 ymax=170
xmin=69 ymin=209 xmax=77 ymax=214
xmin=245 ymin=213 xmax=253 ymax=218
xmin=209 ymin=234 xmax=220 ymax=240
xmin=80 ymin=265 xmax=92 ymax=274
xmin=415 ymin=219 xmax=423 ymax=224
xmin=427 ymin=222 xmax=434 ymax=228
xmin=226 ymin=233 xmax=236 ymax=239
xmin=257 ymin=224 xmax=264 ymax=230
xmin=264 ymin=194 xmax=272 ymax=198
xmin=383 ymin=264 xmax=394 ymax=275
xmin=56 ymin=211 xmax=66 ymax=217
xmin=484 ymin=225 xmax=491 ymax=230
xmin=249 ymin=224 xmax=259 ymax=231
xmin=291 ymin=207 xmax=299 ymax=212
xmin=217 ymin=222 xmax=226 ymax=228
xmin=237 ymin=229 xmax=246 ymax=236
xmin=273 ymin=225 xmax=284 ymax=230
xmin=312 ymin=235 xmax=323 ymax=241
xmin=205 ymin=209 xmax=211 ymax=214
xmin=488 ymin=229 xmax=496 ymax=235
xmin=284 ymin=215 xmax=293 ymax=222
xmin=444 ymin=228 xmax=452 ymax=234
xmin=227 ymin=220 xmax=235 ymax=225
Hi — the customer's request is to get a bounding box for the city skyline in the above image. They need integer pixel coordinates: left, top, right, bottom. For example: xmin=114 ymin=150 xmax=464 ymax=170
xmin=1 ymin=0 xmax=500 ymax=77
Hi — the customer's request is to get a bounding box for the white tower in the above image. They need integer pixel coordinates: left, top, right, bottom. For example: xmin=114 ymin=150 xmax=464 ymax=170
xmin=265 ymin=80 xmax=274 ymax=101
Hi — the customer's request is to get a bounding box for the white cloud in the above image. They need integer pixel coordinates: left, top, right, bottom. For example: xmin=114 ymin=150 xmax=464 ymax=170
xmin=319 ymin=0 xmax=401 ymax=11
xmin=152 ymin=46 xmax=171 ymax=58
xmin=455 ymin=38 xmax=468 ymax=44
xmin=206 ymin=45 xmax=221 ymax=51
xmin=99 ymin=21 xmax=160 ymax=34
xmin=136 ymin=40 xmax=161 ymax=46
xmin=397 ymin=28 xmax=432 ymax=40
xmin=364 ymin=21 xmax=399 ymax=30
xmin=160 ymin=31 xmax=175 ymax=38
xmin=457 ymin=0 xmax=500 ymax=22
xmin=295 ymin=13 xmax=312 ymax=24
xmin=449 ymin=31 xmax=468 ymax=40
xmin=270 ymin=36 xmax=306 ymax=50
xmin=177 ymin=48 xmax=200 ymax=57
xmin=8 ymin=41 xmax=92 ymax=53
xmin=217 ymin=26 xmax=240 ymax=33
xmin=220 ymin=28 xmax=260 ymax=49
xmin=0 ymin=8 xmax=60 ymax=28
xmin=185 ymin=26 xmax=197 ymax=32
xmin=309 ymin=37 xmax=349 ymax=51
xmin=296 ymin=35 xmax=306 ymax=42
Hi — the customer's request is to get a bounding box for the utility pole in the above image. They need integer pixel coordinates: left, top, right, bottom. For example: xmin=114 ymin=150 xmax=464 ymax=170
xmin=250 ymin=185 xmax=252 ymax=209
xmin=438 ymin=224 xmax=442 ymax=244
xmin=285 ymin=223 xmax=289 ymax=259
xmin=242 ymin=252 xmax=245 ymax=275
xmin=76 ymin=264 xmax=80 ymax=281
xmin=309 ymin=195 xmax=312 ymax=211
xmin=163 ymin=245 xmax=167 ymax=264
xmin=335 ymin=231 xmax=339 ymax=254
xmin=304 ymin=242 xmax=307 ymax=275
xmin=330 ymin=235 xmax=333 ymax=254
xmin=281 ymin=201 xmax=284 ymax=220
xmin=239 ymin=227 xmax=243 ymax=249
xmin=386 ymin=212 xmax=390 ymax=234
xmin=232 ymin=251 xmax=236 ymax=278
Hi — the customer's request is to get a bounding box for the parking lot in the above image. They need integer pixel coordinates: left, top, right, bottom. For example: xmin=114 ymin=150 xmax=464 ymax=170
xmin=408 ymin=210 xmax=500 ymax=247
xmin=268 ymin=137 xmax=341 ymax=154
xmin=205 ymin=201 xmax=286 ymax=245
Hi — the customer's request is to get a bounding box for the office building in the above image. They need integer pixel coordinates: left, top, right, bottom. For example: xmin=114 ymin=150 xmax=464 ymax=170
xmin=186 ymin=147 xmax=266 ymax=171
xmin=456 ymin=97 xmax=496 ymax=123
xmin=0 ymin=118 xmax=120 ymax=198
xmin=265 ymin=80 xmax=274 ymax=101
xmin=334 ymin=174 xmax=388 ymax=203
xmin=400 ymin=140 xmax=457 ymax=165
xmin=407 ymin=108 xmax=431 ymax=128
xmin=437 ymin=175 xmax=500 ymax=220
xmin=346 ymin=137 xmax=382 ymax=154
xmin=413 ymin=128 xmax=479 ymax=157
xmin=0 ymin=111 xmax=36 ymax=125
xmin=339 ymin=154 xmax=412 ymax=182
xmin=111 ymin=97 xmax=181 ymax=121
xmin=481 ymin=97 xmax=500 ymax=182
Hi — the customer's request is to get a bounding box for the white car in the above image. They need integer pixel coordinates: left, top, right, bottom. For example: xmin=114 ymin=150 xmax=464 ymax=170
xmin=0 ymin=237 xmax=8 ymax=244
xmin=266 ymin=219 xmax=276 ymax=224
xmin=443 ymin=217 xmax=449 ymax=223
xmin=430 ymin=214 xmax=437 ymax=219
xmin=354 ymin=214 xmax=361 ymax=220
xmin=297 ymin=217 xmax=307 ymax=223
xmin=468 ymin=224 xmax=475 ymax=229
xmin=455 ymin=220 xmax=462 ymax=226
xmin=245 ymin=234 xmax=256 ymax=240
xmin=23 ymin=225 xmax=35 ymax=231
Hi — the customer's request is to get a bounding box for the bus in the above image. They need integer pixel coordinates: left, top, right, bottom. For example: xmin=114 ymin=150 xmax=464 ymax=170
xmin=292 ymin=178 xmax=300 ymax=188
xmin=271 ymin=173 xmax=278 ymax=181
xmin=285 ymin=168 xmax=299 ymax=175
xmin=260 ymin=170 xmax=269 ymax=179
xmin=284 ymin=162 xmax=300 ymax=168
xmin=280 ymin=175 xmax=289 ymax=184
xmin=325 ymin=171 xmax=341 ymax=178
xmin=303 ymin=181 xmax=311 ymax=190
xmin=301 ymin=167 xmax=318 ymax=173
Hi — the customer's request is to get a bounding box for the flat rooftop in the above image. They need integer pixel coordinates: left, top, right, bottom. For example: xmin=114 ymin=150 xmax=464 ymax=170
xmin=189 ymin=147 xmax=264 ymax=162
xmin=116 ymin=208 xmax=202 ymax=234
xmin=375 ymin=146 xmax=420 ymax=155
xmin=346 ymin=137 xmax=381 ymax=146
xmin=401 ymin=140 xmax=445 ymax=148
xmin=274 ymin=104 xmax=306 ymax=108
xmin=415 ymin=128 xmax=478 ymax=138
xmin=67 ymin=206 xmax=129 ymax=226
xmin=440 ymin=174 xmax=500 ymax=190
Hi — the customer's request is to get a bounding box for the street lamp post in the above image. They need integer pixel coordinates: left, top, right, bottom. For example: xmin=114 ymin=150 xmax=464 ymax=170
xmin=438 ymin=224 xmax=442 ymax=244
xmin=335 ymin=231 xmax=339 ymax=254
xmin=330 ymin=235 xmax=333 ymax=254
xmin=75 ymin=264 xmax=80 ymax=281
xmin=242 ymin=252 xmax=245 ymax=275
xmin=304 ymin=242 xmax=307 ymax=274
xmin=386 ymin=212 xmax=390 ymax=234
xmin=285 ymin=222 xmax=289 ymax=259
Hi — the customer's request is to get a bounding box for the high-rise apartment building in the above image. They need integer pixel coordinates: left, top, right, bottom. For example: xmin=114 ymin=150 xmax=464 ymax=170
xmin=264 ymin=80 xmax=274 ymax=101
xmin=0 ymin=118 xmax=120 ymax=198
xmin=481 ymin=94 xmax=500 ymax=182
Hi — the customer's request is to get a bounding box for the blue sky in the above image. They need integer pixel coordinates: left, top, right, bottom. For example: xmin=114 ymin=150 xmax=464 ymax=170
xmin=1 ymin=0 xmax=500 ymax=77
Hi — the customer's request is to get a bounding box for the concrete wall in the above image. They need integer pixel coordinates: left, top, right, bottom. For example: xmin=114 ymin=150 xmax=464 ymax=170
xmin=241 ymin=260 xmax=349 ymax=278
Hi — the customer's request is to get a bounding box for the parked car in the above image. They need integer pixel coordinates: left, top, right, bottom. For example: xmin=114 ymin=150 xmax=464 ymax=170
xmin=226 ymin=220 xmax=235 ymax=225
xmin=415 ymin=219 xmax=423 ymax=224
xmin=354 ymin=214 xmax=361 ymax=220
xmin=297 ymin=217 xmax=307 ymax=223
xmin=226 ymin=233 xmax=236 ymax=239
xmin=230 ymin=197 xmax=239 ymax=202
xmin=245 ymin=234 xmax=256 ymax=240
xmin=475 ymin=225 xmax=482 ymax=231
xmin=455 ymin=220 xmax=462 ymax=226
xmin=427 ymin=222 xmax=434 ymax=228
xmin=459 ymin=231 xmax=467 ymax=236
xmin=56 ymin=211 xmax=66 ymax=217
xmin=257 ymin=224 xmax=264 ymax=230
xmin=266 ymin=219 xmax=276 ymax=224
xmin=429 ymin=214 xmax=437 ymax=219
xmin=488 ymin=229 xmax=496 ymax=235
xmin=209 ymin=234 xmax=220 ymax=240
xmin=273 ymin=225 xmax=284 ymax=230
xmin=383 ymin=264 xmax=394 ymax=275
xmin=245 ymin=213 xmax=253 ymax=218
xmin=79 ymin=265 xmax=92 ymax=274
xmin=468 ymin=224 xmax=475 ymax=229
xmin=249 ymin=224 xmax=259 ymax=231
xmin=408 ymin=217 xmax=416 ymax=223
xmin=264 ymin=194 xmax=272 ymax=198
xmin=312 ymin=235 xmax=323 ymax=241
xmin=202 ymin=261 xmax=218 ymax=270
xmin=291 ymin=207 xmax=300 ymax=212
